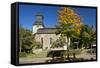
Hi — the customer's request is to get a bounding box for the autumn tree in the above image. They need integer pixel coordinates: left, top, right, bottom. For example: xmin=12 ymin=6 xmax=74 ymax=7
xmin=57 ymin=7 xmax=82 ymax=50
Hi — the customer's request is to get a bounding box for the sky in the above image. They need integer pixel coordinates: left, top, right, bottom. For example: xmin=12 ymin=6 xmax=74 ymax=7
xmin=19 ymin=4 xmax=97 ymax=31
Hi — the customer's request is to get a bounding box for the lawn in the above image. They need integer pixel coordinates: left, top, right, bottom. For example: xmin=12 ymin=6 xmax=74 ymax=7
xmin=19 ymin=49 xmax=84 ymax=59
xmin=19 ymin=50 xmax=48 ymax=58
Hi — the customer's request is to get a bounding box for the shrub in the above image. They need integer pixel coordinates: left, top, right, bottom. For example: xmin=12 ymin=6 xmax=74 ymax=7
xmin=47 ymin=50 xmax=65 ymax=58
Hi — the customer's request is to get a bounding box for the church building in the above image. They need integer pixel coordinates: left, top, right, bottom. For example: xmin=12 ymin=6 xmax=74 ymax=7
xmin=32 ymin=14 xmax=69 ymax=50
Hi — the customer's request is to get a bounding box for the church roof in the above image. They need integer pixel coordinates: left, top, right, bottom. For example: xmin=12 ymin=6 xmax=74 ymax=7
xmin=36 ymin=28 xmax=58 ymax=34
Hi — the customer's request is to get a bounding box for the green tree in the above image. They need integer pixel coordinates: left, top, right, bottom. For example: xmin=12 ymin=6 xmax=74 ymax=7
xmin=32 ymin=41 xmax=42 ymax=49
xmin=79 ymin=25 xmax=96 ymax=49
xmin=51 ymin=37 xmax=65 ymax=48
xmin=19 ymin=27 xmax=34 ymax=53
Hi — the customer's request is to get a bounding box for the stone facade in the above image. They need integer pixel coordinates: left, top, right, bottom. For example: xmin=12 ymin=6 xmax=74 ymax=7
xmin=35 ymin=34 xmax=60 ymax=50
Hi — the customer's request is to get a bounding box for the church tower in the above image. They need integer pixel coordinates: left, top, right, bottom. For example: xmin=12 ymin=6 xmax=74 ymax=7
xmin=32 ymin=13 xmax=44 ymax=34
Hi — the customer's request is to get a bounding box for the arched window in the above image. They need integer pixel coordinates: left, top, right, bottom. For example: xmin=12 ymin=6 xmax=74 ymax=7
xmin=50 ymin=38 xmax=52 ymax=44
xmin=41 ymin=37 xmax=43 ymax=48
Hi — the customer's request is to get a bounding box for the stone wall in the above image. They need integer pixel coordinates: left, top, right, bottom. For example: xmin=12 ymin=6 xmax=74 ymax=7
xmin=35 ymin=34 xmax=60 ymax=50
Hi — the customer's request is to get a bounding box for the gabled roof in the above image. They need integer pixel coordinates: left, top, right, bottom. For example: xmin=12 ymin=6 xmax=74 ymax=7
xmin=36 ymin=28 xmax=58 ymax=34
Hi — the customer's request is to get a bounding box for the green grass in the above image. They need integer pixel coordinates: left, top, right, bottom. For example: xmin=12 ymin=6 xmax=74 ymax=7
xmin=19 ymin=50 xmax=48 ymax=58
xmin=19 ymin=49 xmax=83 ymax=58
xmin=27 ymin=51 xmax=47 ymax=58
xmin=19 ymin=52 xmax=27 ymax=57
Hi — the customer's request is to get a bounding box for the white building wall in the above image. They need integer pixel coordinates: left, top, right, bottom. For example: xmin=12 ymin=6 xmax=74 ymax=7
xmin=32 ymin=25 xmax=43 ymax=34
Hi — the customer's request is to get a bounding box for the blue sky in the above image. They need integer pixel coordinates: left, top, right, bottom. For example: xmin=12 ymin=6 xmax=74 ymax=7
xmin=19 ymin=4 xmax=96 ymax=31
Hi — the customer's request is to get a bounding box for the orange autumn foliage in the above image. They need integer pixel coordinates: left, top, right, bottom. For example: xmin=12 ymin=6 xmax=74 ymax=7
xmin=58 ymin=7 xmax=82 ymax=35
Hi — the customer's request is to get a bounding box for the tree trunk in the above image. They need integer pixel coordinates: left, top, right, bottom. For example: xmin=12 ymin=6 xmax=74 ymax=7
xmin=66 ymin=37 xmax=70 ymax=51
